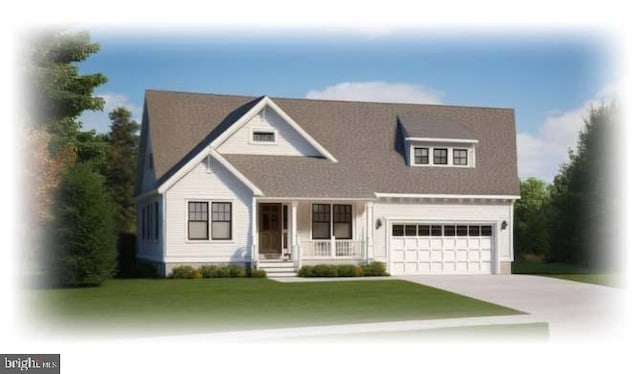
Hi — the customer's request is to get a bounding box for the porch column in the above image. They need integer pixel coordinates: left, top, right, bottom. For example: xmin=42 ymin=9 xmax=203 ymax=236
xmin=291 ymin=201 xmax=299 ymax=268
xmin=251 ymin=197 xmax=258 ymax=268
xmin=366 ymin=201 xmax=374 ymax=262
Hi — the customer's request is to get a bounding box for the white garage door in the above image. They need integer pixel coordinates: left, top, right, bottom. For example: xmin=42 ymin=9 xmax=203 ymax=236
xmin=390 ymin=224 xmax=493 ymax=274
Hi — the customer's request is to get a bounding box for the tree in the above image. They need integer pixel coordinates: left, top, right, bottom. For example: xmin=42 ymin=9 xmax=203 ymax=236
xmin=514 ymin=177 xmax=550 ymax=260
xmin=547 ymin=102 xmax=618 ymax=269
xmin=50 ymin=163 xmax=117 ymax=286
xmin=105 ymin=107 xmax=140 ymax=233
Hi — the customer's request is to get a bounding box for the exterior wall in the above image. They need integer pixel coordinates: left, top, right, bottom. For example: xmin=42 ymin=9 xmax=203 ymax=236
xmin=164 ymin=155 xmax=254 ymax=264
xmin=295 ymin=200 xmax=367 ymax=243
xmin=217 ymin=106 xmax=322 ymax=157
xmin=136 ymin=195 xmax=163 ymax=262
xmin=499 ymin=261 xmax=512 ymax=274
xmin=372 ymin=199 xmax=513 ymax=271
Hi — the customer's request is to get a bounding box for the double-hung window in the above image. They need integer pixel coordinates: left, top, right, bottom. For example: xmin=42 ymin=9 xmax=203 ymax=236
xmin=312 ymin=203 xmax=353 ymax=240
xmin=188 ymin=201 xmax=233 ymax=241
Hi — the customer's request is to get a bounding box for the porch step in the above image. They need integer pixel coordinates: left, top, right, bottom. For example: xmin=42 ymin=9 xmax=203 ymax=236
xmin=258 ymin=261 xmax=298 ymax=278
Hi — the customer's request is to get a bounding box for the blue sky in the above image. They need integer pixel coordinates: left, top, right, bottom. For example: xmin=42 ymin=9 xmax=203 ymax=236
xmin=79 ymin=31 xmax=615 ymax=181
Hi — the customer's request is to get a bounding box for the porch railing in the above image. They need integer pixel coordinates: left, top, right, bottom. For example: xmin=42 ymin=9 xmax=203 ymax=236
xmin=299 ymin=239 xmax=365 ymax=259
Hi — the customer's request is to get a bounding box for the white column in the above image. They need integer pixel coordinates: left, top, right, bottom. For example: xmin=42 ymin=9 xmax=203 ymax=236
xmin=291 ymin=201 xmax=299 ymax=268
xmin=366 ymin=201 xmax=374 ymax=262
xmin=251 ymin=197 xmax=258 ymax=268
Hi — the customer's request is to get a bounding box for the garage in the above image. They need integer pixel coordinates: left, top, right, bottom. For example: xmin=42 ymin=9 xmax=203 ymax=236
xmin=389 ymin=223 xmax=494 ymax=274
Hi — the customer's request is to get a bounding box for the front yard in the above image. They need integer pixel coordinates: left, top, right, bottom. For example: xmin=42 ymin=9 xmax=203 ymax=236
xmin=26 ymin=278 xmax=523 ymax=337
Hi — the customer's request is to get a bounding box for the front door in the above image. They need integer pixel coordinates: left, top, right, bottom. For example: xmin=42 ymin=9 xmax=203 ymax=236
xmin=259 ymin=203 xmax=282 ymax=258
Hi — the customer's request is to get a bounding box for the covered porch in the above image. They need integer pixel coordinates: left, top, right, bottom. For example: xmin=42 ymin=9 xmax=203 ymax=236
xmin=251 ymin=199 xmax=376 ymax=269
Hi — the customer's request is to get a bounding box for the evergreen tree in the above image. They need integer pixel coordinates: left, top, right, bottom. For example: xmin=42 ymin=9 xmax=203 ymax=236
xmin=50 ymin=163 xmax=117 ymax=286
xmin=547 ymin=103 xmax=617 ymax=269
xmin=105 ymin=107 xmax=140 ymax=233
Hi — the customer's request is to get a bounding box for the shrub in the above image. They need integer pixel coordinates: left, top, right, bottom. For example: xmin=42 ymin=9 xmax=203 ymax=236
xmin=362 ymin=261 xmax=388 ymax=276
xmin=191 ymin=270 xmax=203 ymax=279
xmin=250 ymin=269 xmax=267 ymax=278
xmin=50 ymin=162 xmax=117 ymax=287
xmin=312 ymin=264 xmax=338 ymax=277
xmin=297 ymin=265 xmax=314 ymax=277
xmin=229 ymin=265 xmax=246 ymax=278
xmin=354 ymin=265 xmax=365 ymax=277
xmin=199 ymin=265 xmax=218 ymax=278
xmin=215 ymin=266 xmax=231 ymax=278
xmin=336 ymin=264 xmax=358 ymax=277
xmin=170 ymin=265 xmax=195 ymax=279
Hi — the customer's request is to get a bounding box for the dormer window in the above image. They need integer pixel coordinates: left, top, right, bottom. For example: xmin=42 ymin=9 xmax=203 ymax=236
xmin=414 ymin=147 xmax=429 ymax=165
xmin=453 ymin=149 xmax=468 ymax=165
xmin=250 ymin=128 xmax=277 ymax=144
xmin=433 ymin=148 xmax=448 ymax=165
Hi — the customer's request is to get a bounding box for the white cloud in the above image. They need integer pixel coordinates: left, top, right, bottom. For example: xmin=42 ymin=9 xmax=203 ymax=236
xmin=79 ymin=92 xmax=142 ymax=134
xmin=517 ymin=83 xmax=618 ymax=182
xmin=306 ymin=81 xmax=444 ymax=104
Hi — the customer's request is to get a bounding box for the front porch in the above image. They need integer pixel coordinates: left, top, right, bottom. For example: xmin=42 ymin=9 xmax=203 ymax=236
xmin=251 ymin=199 xmax=375 ymax=272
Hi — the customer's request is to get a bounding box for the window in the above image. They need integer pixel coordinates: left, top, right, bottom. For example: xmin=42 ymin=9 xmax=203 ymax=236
xmin=453 ymin=149 xmax=468 ymax=165
xmin=392 ymin=225 xmax=404 ymax=236
xmin=418 ymin=225 xmax=429 ymax=236
xmin=154 ymin=202 xmax=159 ymax=240
xmin=211 ymin=202 xmax=232 ymax=240
xmin=142 ymin=206 xmax=147 ymax=240
xmin=252 ymin=131 xmax=275 ymax=143
xmin=456 ymin=225 xmax=468 ymax=236
xmin=481 ymin=225 xmax=492 ymax=236
xmin=148 ymin=153 xmax=154 ymax=170
xmin=433 ymin=148 xmax=448 ymax=165
xmin=312 ymin=204 xmax=331 ymax=239
xmin=333 ymin=204 xmax=352 ymax=239
xmin=188 ymin=202 xmax=209 ymax=240
xmin=444 ymin=225 xmax=456 ymax=236
xmin=469 ymin=225 xmax=480 ymax=236
xmin=431 ymin=225 xmax=442 ymax=236
xmin=414 ymin=147 xmax=429 ymax=165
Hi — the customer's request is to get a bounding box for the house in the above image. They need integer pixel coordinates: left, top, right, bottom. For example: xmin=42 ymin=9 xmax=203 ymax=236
xmin=134 ymin=89 xmax=520 ymax=277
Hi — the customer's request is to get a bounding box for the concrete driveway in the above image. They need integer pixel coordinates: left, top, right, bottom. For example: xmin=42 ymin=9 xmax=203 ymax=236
xmin=397 ymin=274 xmax=625 ymax=340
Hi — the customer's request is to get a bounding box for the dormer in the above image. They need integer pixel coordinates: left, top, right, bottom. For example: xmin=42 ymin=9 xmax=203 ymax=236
xmin=398 ymin=114 xmax=478 ymax=168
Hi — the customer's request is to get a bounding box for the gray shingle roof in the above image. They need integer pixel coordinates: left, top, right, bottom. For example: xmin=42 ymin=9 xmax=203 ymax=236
xmin=398 ymin=113 xmax=476 ymax=140
xmin=137 ymin=89 xmax=519 ymax=198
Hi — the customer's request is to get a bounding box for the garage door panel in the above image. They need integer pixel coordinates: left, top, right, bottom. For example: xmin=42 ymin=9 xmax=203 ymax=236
xmin=390 ymin=221 xmax=494 ymax=275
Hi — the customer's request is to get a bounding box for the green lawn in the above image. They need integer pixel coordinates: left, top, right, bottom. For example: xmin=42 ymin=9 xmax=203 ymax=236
xmin=25 ymin=279 xmax=523 ymax=336
xmin=512 ymin=260 xmax=623 ymax=288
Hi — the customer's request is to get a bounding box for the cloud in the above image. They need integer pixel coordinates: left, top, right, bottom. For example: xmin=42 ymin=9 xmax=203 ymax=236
xmin=79 ymin=93 xmax=142 ymax=134
xmin=517 ymin=84 xmax=618 ymax=182
xmin=306 ymin=81 xmax=444 ymax=104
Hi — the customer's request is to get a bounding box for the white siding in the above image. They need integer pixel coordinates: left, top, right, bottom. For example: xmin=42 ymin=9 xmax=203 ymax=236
xmin=164 ymin=155 xmax=254 ymax=263
xmin=217 ymin=107 xmax=322 ymax=157
xmin=373 ymin=200 xmax=513 ymax=263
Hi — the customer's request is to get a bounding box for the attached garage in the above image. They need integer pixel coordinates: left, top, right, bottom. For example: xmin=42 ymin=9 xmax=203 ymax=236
xmin=389 ymin=223 xmax=495 ymax=275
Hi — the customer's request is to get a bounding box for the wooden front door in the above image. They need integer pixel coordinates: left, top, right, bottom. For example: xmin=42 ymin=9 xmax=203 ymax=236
xmin=259 ymin=203 xmax=282 ymax=257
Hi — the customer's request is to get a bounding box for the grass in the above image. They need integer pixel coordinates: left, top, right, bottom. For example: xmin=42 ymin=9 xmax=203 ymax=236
xmin=512 ymin=260 xmax=623 ymax=288
xmin=25 ymin=278 xmax=522 ymax=337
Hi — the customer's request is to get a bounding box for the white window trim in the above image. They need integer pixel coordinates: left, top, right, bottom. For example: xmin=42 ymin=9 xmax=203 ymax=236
xmin=409 ymin=143 xmax=476 ymax=168
xmin=249 ymin=127 xmax=279 ymax=145
xmin=184 ymin=198 xmax=236 ymax=244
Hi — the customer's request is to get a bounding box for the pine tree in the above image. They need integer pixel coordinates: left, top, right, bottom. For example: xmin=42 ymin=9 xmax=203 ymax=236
xmin=105 ymin=107 xmax=140 ymax=233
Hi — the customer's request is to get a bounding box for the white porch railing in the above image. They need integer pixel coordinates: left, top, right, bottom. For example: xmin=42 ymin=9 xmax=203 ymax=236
xmin=299 ymin=239 xmax=365 ymax=259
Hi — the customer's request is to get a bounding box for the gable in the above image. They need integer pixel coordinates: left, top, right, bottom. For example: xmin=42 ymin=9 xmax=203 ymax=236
xmin=216 ymin=106 xmax=323 ymax=157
